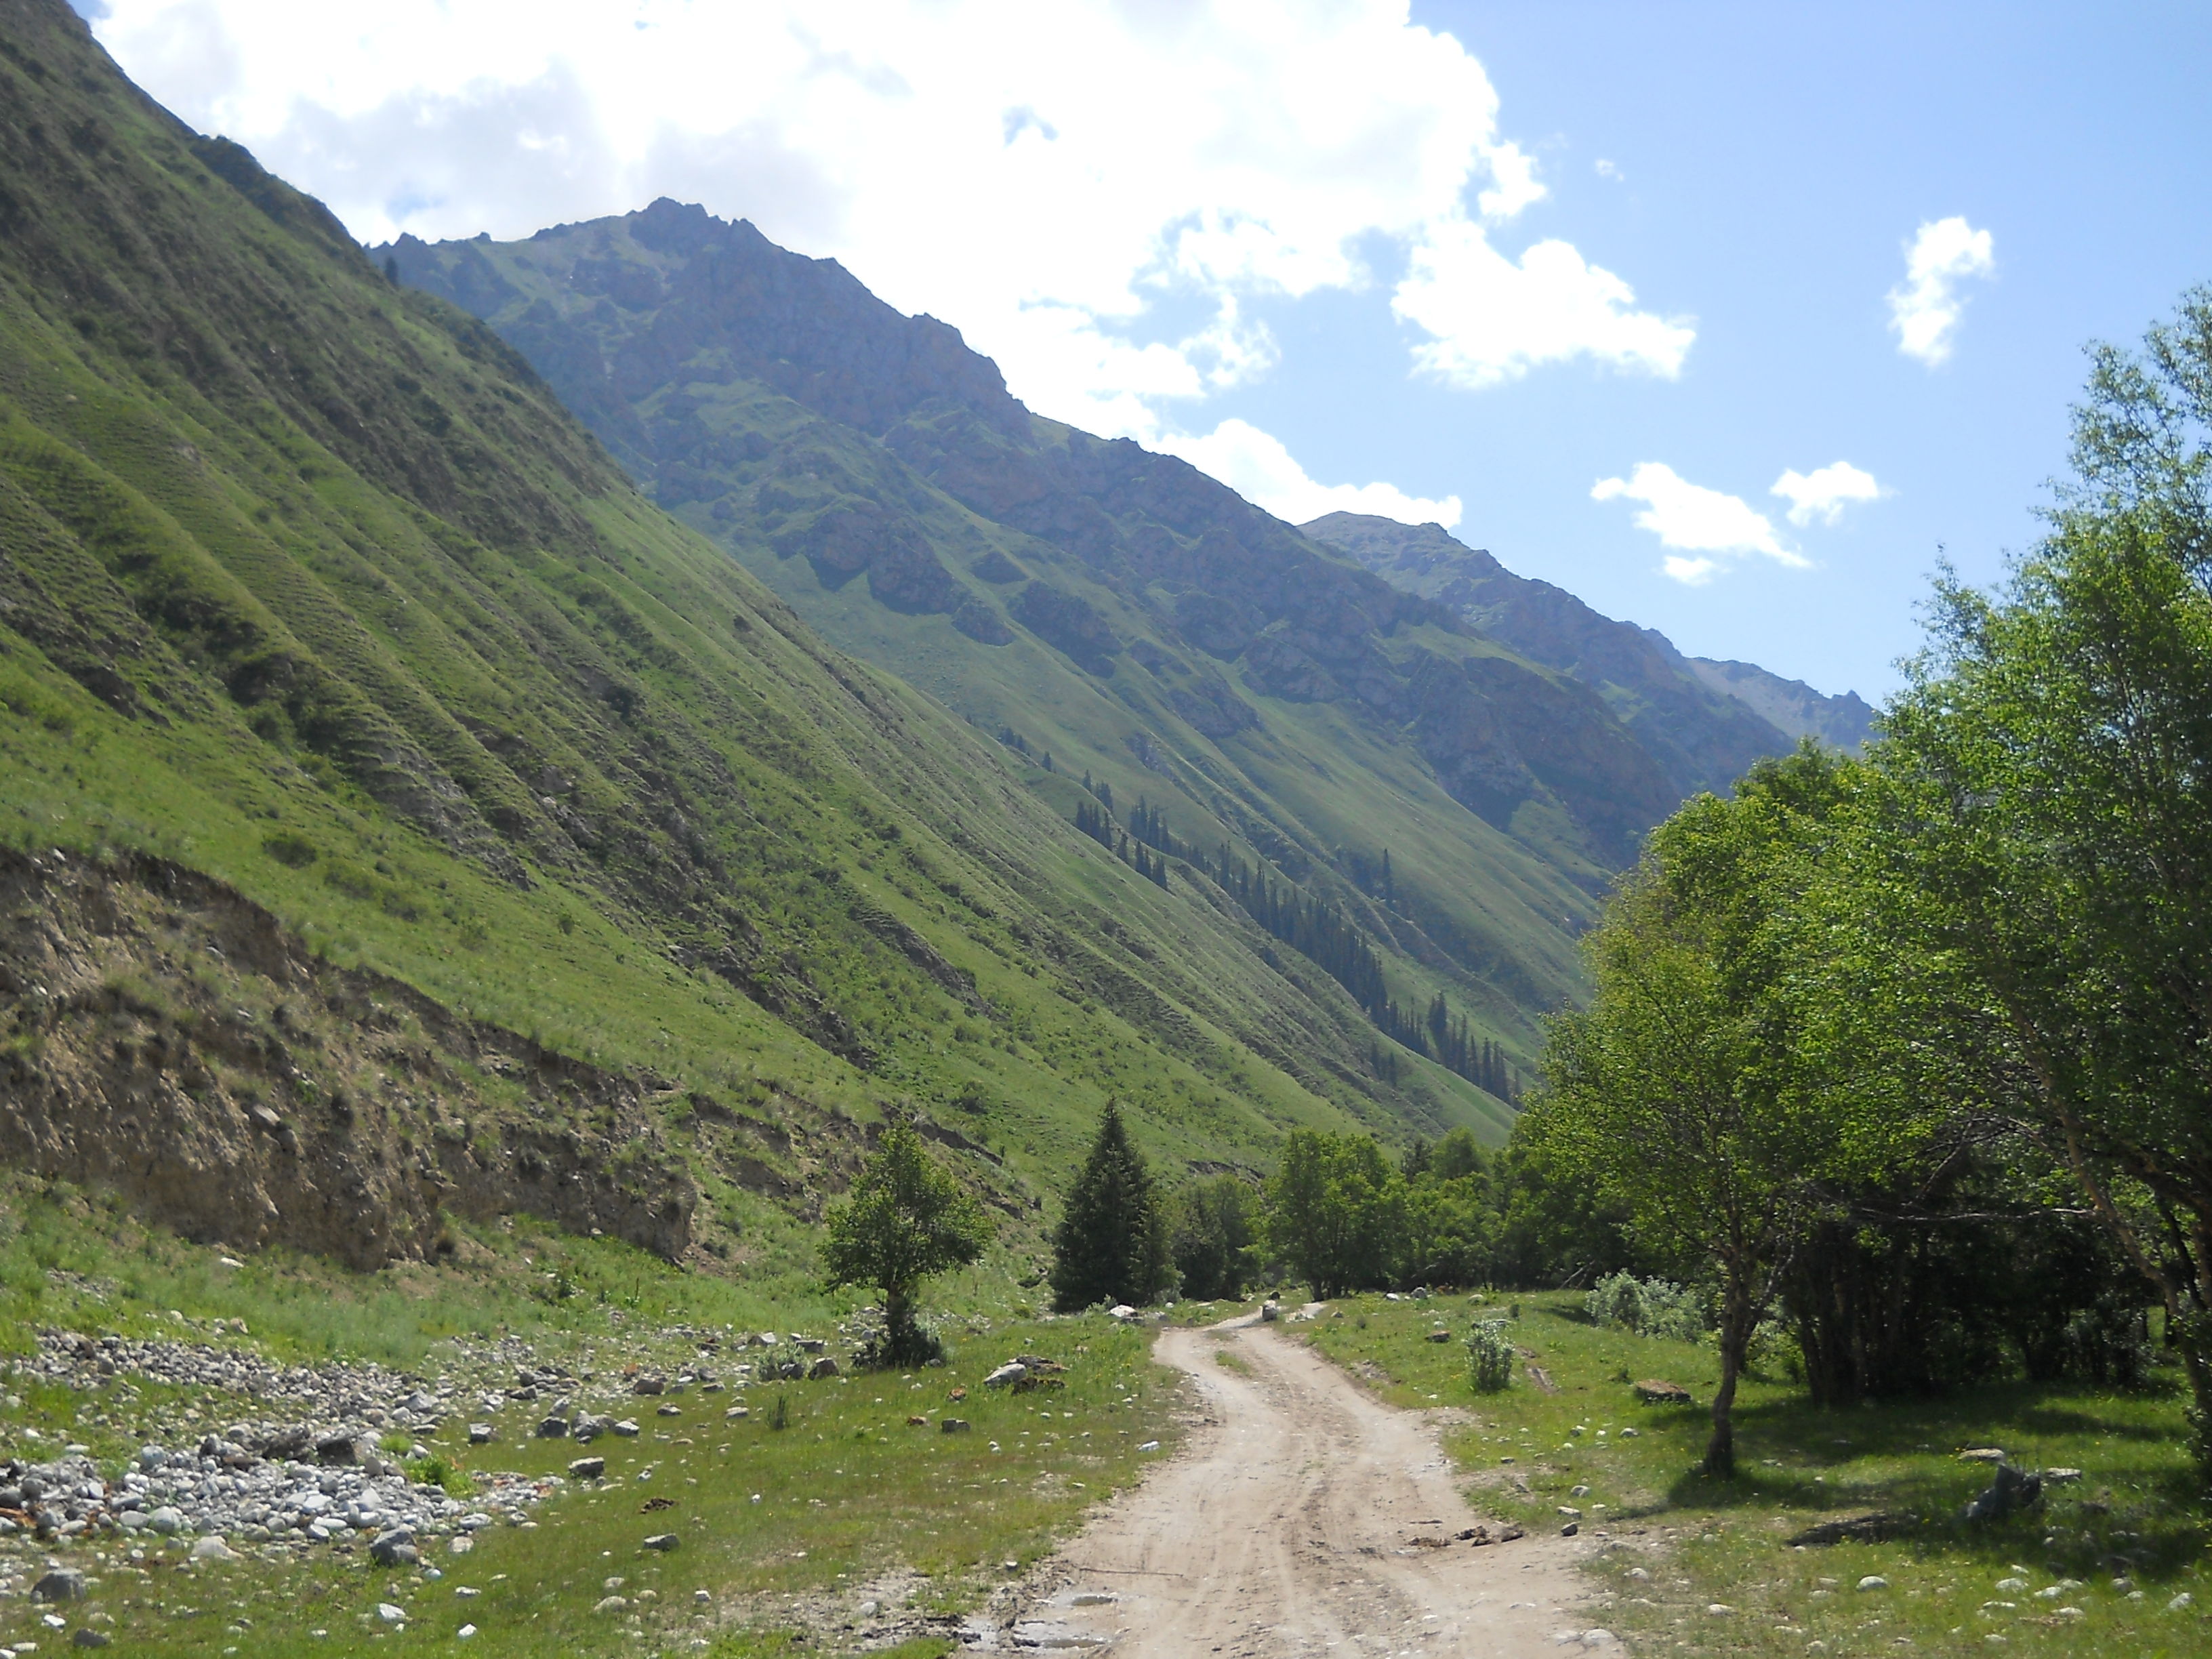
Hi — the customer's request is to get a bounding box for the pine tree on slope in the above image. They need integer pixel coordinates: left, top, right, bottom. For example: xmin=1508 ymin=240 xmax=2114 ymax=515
xmin=1049 ymin=1101 xmax=1172 ymax=1311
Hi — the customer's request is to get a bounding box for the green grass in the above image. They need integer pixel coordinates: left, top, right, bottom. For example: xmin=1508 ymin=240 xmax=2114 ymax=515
xmin=1301 ymin=1292 xmax=2212 ymax=1656
xmin=0 ymin=0 xmax=1503 ymax=1267
xmin=0 ymin=1177 xmax=1187 ymax=1657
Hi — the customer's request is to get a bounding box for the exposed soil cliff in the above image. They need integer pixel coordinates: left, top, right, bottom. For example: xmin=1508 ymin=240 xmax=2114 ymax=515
xmin=0 ymin=846 xmax=695 ymax=1267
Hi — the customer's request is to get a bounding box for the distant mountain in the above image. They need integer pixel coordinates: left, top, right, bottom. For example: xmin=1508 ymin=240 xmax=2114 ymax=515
xmin=1 ymin=0 xmax=1582 ymax=1276
xmin=381 ymin=203 xmax=1864 ymax=1100
xmin=1682 ymin=657 xmax=1876 ymax=752
xmin=377 ymin=203 xmax=1700 ymax=1086
xmin=1302 ymin=514 xmax=1875 ymax=783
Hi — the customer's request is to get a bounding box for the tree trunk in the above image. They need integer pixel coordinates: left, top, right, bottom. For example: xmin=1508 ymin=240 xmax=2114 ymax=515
xmin=1704 ymin=1283 xmax=1754 ymax=1478
xmin=885 ymin=1281 xmax=913 ymax=1350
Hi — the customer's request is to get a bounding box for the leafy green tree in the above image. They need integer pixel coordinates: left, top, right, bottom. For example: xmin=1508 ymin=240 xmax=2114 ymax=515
xmin=1401 ymin=1169 xmax=1496 ymax=1288
xmin=1265 ymin=1130 xmax=1406 ymax=1298
xmin=1539 ymin=750 xmax=1933 ymax=1476
xmin=1430 ymin=1128 xmax=1488 ymax=1183
xmin=1879 ymin=287 xmax=2212 ymax=1468
xmin=1050 ymin=1101 xmax=1172 ymax=1310
xmin=1169 ymin=1174 xmax=1259 ymax=1300
xmin=823 ymin=1122 xmax=992 ymax=1365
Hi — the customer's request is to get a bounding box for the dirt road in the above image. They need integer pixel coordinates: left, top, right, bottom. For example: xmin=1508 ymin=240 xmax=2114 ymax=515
xmin=989 ymin=1315 xmax=1611 ymax=1656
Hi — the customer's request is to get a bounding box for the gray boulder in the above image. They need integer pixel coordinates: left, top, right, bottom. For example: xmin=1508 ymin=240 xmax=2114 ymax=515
xmin=32 ymin=1568 xmax=87 ymax=1602
xmin=369 ymin=1528 xmax=419 ymax=1568
xmin=1963 ymin=1461 xmax=2043 ymax=1524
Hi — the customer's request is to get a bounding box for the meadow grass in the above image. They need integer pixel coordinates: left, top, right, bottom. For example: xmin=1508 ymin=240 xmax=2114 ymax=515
xmin=0 ymin=1181 xmax=1187 ymax=1658
xmin=1301 ymin=1291 xmax=2212 ymax=1657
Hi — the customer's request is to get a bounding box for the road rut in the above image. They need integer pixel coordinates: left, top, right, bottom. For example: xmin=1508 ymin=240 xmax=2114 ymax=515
xmin=996 ymin=1315 xmax=1607 ymax=1656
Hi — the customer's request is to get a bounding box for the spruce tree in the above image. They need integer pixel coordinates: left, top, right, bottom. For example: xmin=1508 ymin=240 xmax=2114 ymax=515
xmin=1049 ymin=1101 xmax=1170 ymax=1311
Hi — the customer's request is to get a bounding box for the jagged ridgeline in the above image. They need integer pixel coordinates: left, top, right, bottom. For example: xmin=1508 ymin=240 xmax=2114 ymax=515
xmin=0 ymin=0 xmax=1525 ymax=1268
xmin=380 ymin=199 xmax=1826 ymax=1132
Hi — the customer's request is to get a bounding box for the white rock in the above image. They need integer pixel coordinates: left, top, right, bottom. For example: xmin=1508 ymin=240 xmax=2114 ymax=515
xmin=1858 ymin=1576 xmax=1889 ymax=1592
xmin=2171 ymin=1593 xmax=2195 ymax=1612
xmin=375 ymin=1603 xmax=406 ymax=1624
xmin=189 ymin=1536 xmax=239 ymax=1561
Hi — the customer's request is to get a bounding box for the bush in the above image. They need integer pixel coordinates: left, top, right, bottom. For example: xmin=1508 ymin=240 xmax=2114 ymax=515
xmin=408 ymin=1455 xmax=472 ymax=1496
xmin=1467 ymin=1319 xmax=1514 ymax=1393
xmin=1584 ymin=1271 xmax=1707 ymax=1343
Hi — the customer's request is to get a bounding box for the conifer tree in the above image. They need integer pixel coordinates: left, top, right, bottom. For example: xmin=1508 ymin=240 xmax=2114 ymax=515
xmin=1049 ymin=1101 xmax=1172 ymax=1310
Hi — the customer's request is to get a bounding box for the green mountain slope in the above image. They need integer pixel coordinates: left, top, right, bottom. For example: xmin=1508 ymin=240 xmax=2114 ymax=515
xmin=0 ymin=0 xmax=1521 ymax=1267
xmin=1303 ymin=512 xmax=1875 ymax=768
xmin=379 ymin=201 xmax=1736 ymax=1101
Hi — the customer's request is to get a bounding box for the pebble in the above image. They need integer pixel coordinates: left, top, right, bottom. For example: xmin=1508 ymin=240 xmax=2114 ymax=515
xmin=1858 ymin=1576 xmax=1889 ymax=1591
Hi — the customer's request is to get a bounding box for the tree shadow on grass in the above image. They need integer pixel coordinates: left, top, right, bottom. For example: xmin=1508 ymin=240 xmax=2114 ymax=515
xmin=1653 ymin=1380 xmax=2207 ymax=1586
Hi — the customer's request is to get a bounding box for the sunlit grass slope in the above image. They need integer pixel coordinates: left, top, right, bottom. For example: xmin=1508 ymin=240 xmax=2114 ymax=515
xmin=0 ymin=0 xmax=1496 ymax=1217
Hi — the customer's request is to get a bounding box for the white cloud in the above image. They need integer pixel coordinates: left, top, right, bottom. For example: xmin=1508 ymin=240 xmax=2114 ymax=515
xmin=1888 ymin=216 xmax=1994 ymax=367
xmin=1591 ymin=462 xmax=1806 ymax=583
xmin=1158 ymin=419 xmax=1460 ymax=529
xmin=1771 ymin=460 xmax=1883 ymax=527
xmin=1477 ymin=141 xmax=1544 ymax=220
xmin=90 ymin=0 xmax=1679 ymax=441
xmin=1393 ymin=220 xmax=1694 ymax=389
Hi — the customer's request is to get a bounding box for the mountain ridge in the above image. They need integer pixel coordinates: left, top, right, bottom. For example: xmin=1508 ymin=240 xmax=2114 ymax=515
xmin=1300 ymin=512 xmax=1875 ymax=781
xmin=380 ymin=202 xmax=1843 ymax=1093
xmin=0 ymin=0 xmax=1538 ymax=1273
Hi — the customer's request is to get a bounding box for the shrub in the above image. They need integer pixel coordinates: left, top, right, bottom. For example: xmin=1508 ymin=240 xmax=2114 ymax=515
xmin=409 ymin=1455 xmax=472 ymax=1496
xmin=1467 ymin=1319 xmax=1514 ymax=1392
xmin=1584 ymin=1271 xmax=1707 ymax=1343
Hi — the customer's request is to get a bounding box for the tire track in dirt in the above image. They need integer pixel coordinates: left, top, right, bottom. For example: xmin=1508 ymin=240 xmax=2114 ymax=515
xmin=985 ymin=1315 xmax=1607 ymax=1656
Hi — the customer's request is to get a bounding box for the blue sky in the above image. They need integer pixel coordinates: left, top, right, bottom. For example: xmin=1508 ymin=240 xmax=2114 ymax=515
xmin=85 ymin=0 xmax=2212 ymax=699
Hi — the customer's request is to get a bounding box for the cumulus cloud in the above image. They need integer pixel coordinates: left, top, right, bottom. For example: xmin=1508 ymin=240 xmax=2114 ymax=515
xmin=1591 ymin=462 xmax=1805 ymax=585
xmin=1771 ymin=461 xmax=1883 ymax=527
xmin=91 ymin=0 xmax=1682 ymax=441
xmin=1394 ymin=221 xmax=1694 ymax=389
xmin=1888 ymin=216 xmax=1994 ymax=366
xmin=1157 ymin=419 xmax=1460 ymax=529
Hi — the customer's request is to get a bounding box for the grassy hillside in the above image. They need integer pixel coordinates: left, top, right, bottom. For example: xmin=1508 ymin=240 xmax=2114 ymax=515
xmin=382 ymin=203 xmax=1680 ymax=1100
xmin=0 ymin=0 xmax=1515 ymax=1278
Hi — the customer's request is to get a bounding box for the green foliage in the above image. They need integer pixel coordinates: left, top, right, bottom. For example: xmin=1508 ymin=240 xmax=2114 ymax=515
xmin=1399 ymin=1166 xmax=1497 ymax=1289
xmin=1583 ymin=1271 xmax=1706 ymax=1344
xmin=409 ymin=1453 xmax=473 ymax=1496
xmin=1465 ymin=1317 xmax=1514 ymax=1392
xmin=1534 ymin=748 xmax=1944 ymax=1475
xmin=1877 ymin=286 xmax=2212 ymax=1472
xmin=1167 ymin=1174 xmax=1258 ymax=1302
xmin=1049 ymin=1102 xmax=1172 ymax=1311
xmin=1264 ymin=1130 xmax=1406 ymax=1300
xmin=822 ymin=1123 xmax=991 ymax=1363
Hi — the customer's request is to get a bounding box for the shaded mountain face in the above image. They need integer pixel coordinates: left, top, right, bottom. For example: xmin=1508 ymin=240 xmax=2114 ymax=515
xmin=379 ymin=202 xmax=1742 ymax=1088
xmin=1683 ymin=657 xmax=1877 ymax=753
xmin=0 ymin=0 xmax=1548 ymax=1256
xmin=1302 ymin=514 xmax=1875 ymax=790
